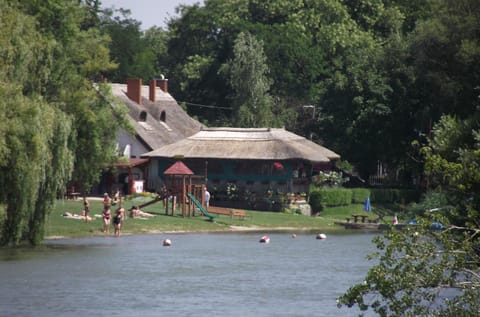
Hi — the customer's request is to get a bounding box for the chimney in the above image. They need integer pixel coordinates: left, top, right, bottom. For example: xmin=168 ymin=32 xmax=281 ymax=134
xmin=149 ymin=79 xmax=156 ymax=102
xmin=157 ymin=77 xmax=168 ymax=93
xmin=126 ymin=78 xmax=142 ymax=104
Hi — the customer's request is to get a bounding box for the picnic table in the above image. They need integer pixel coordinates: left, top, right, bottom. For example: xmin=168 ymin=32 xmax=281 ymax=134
xmin=351 ymin=214 xmax=369 ymax=223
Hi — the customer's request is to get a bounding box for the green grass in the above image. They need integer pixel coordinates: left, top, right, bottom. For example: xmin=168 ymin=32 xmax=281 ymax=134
xmin=43 ymin=198 xmax=388 ymax=239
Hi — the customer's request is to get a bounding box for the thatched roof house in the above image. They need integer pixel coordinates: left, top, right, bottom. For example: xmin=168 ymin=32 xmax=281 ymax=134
xmin=110 ymin=79 xmax=203 ymax=154
xmin=143 ymin=127 xmax=340 ymax=163
xmin=99 ymin=78 xmax=341 ymax=205
xmin=97 ymin=79 xmax=203 ymax=195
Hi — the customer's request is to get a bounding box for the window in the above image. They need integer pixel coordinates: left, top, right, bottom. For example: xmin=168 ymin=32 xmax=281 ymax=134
xmin=139 ymin=111 xmax=147 ymax=122
xmin=160 ymin=111 xmax=166 ymax=122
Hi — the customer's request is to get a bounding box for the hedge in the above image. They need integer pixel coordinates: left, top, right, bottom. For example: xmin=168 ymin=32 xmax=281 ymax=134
xmin=309 ymin=188 xmax=353 ymax=210
xmin=309 ymin=187 xmax=420 ymax=211
xmin=351 ymin=188 xmax=371 ymax=204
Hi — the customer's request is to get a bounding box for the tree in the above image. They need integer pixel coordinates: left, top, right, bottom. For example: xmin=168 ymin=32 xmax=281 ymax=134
xmin=163 ymin=0 xmax=417 ymax=176
xmin=0 ymin=0 xmax=122 ymax=246
xmin=222 ymin=32 xmax=277 ymax=128
xmin=99 ymin=7 xmax=159 ymax=82
xmin=337 ymin=113 xmax=480 ymax=315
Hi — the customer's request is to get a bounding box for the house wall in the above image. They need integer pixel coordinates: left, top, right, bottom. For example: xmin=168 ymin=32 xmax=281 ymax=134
xmin=148 ymin=158 xmax=315 ymax=195
xmin=145 ymin=159 xmax=165 ymax=192
xmin=118 ymin=129 xmax=150 ymax=158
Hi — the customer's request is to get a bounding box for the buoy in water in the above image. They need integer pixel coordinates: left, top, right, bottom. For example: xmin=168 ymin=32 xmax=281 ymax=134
xmin=291 ymin=233 xmax=297 ymax=238
xmin=163 ymin=239 xmax=172 ymax=246
xmin=259 ymin=235 xmax=270 ymax=243
xmin=316 ymin=233 xmax=327 ymax=240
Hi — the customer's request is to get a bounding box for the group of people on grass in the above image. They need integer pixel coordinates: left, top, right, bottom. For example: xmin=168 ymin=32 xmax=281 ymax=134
xmin=63 ymin=186 xmax=211 ymax=236
xmin=63 ymin=192 xmax=155 ymax=237
xmin=101 ymin=193 xmax=154 ymax=236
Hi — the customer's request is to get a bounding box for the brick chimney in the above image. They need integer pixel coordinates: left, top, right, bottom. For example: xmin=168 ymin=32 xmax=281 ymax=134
xmin=149 ymin=79 xmax=156 ymax=102
xmin=157 ymin=77 xmax=168 ymax=93
xmin=126 ymin=78 xmax=142 ymax=104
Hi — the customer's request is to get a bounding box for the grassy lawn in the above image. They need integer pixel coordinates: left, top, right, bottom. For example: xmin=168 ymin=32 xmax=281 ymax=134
xmin=44 ymin=197 xmax=384 ymax=239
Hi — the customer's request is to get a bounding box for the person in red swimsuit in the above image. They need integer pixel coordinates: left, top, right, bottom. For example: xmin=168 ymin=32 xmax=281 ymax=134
xmin=102 ymin=207 xmax=111 ymax=234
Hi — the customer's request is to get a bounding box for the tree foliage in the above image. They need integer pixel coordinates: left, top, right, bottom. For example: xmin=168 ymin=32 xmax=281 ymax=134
xmin=0 ymin=0 xmax=122 ymax=246
xmin=338 ymin=223 xmax=480 ymax=316
xmin=338 ymin=112 xmax=480 ymax=315
xmin=223 ymin=32 xmax=277 ymax=127
xmin=156 ymin=0 xmax=479 ymax=181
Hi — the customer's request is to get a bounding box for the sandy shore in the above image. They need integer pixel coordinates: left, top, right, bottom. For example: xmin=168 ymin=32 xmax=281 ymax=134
xmin=45 ymin=225 xmax=327 ymax=240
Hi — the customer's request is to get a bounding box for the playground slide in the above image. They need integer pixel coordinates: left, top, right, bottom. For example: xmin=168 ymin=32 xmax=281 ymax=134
xmin=186 ymin=193 xmax=218 ymax=221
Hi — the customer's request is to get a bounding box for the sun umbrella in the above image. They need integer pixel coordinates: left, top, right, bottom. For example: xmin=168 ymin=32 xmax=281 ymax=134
xmin=364 ymin=197 xmax=371 ymax=212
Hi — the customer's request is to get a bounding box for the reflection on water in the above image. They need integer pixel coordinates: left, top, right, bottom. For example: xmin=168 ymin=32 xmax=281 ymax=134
xmin=0 ymin=232 xmax=377 ymax=317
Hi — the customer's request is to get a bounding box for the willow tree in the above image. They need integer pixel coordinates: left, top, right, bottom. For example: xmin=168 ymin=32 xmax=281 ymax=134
xmin=0 ymin=86 xmax=74 ymax=246
xmin=0 ymin=0 xmax=119 ymax=246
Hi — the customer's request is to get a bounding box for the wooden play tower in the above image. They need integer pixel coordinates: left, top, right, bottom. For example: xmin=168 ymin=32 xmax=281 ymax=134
xmin=163 ymin=161 xmax=206 ymax=217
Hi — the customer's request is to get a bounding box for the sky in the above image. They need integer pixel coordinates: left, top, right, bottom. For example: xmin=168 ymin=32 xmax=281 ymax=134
xmin=100 ymin=0 xmax=204 ymax=30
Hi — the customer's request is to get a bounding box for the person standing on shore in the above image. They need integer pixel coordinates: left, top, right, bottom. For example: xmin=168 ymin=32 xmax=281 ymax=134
xmin=113 ymin=208 xmax=124 ymax=237
xmin=204 ymin=188 xmax=211 ymax=208
xmin=83 ymin=196 xmax=90 ymax=222
xmin=102 ymin=207 xmax=111 ymax=234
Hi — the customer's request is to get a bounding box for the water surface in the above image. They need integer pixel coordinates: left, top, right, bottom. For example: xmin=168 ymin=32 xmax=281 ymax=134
xmin=0 ymin=232 xmax=377 ymax=316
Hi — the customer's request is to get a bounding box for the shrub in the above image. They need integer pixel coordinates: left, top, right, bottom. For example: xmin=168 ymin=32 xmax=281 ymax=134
xmin=309 ymin=191 xmax=323 ymax=213
xmin=351 ymin=188 xmax=370 ymax=204
xmin=312 ymin=171 xmax=349 ymax=187
xmin=310 ymin=188 xmax=352 ymax=210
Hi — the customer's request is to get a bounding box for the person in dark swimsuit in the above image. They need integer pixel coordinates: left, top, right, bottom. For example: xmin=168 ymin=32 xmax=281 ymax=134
xmin=113 ymin=208 xmax=124 ymax=237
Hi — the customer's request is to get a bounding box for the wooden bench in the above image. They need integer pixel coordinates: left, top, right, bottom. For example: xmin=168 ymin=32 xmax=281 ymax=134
xmin=207 ymin=206 xmax=232 ymax=216
xmin=208 ymin=206 xmax=250 ymax=220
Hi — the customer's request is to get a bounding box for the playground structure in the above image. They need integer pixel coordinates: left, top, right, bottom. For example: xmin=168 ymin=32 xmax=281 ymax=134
xmin=186 ymin=192 xmax=217 ymax=221
xmin=161 ymin=161 xmax=210 ymax=218
xmin=138 ymin=160 xmax=248 ymax=221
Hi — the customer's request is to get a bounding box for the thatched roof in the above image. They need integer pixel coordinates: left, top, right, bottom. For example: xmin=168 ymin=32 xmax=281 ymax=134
xmin=143 ymin=128 xmax=340 ymax=163
xmin=110 ymin=83 xmax=203 ymax=150
xmin=112 ymin=158 xmax=149 ymax=168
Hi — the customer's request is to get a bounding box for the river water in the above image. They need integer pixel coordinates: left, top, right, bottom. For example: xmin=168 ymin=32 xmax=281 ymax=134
xmin=0 ymin=232 xmax=378 ymax=317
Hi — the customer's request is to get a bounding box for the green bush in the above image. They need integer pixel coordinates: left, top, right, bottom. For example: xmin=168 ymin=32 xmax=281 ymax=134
xmin=310 ymin=188 xmax=352 ymax=210
xmin=351 ymin=188 xmax=370 ymax=204
xmin=309 ymin=191 xmax=323 ymax=213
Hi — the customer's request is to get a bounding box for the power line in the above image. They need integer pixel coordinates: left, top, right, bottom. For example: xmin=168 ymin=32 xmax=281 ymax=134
xmin=177 ymin=101 xmax=232 ymax=110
